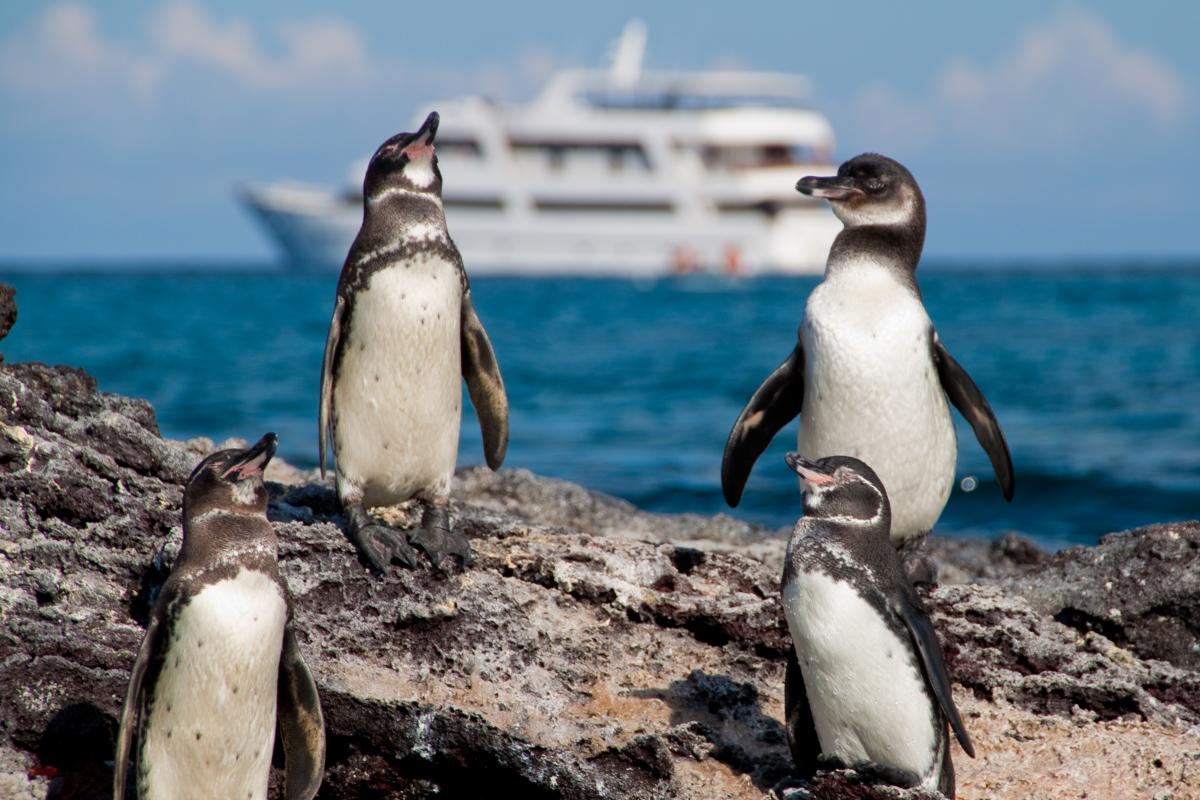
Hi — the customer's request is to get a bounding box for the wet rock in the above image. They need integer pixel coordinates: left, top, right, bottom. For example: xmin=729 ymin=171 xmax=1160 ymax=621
xmin=0 ymin=351 xmax=1197 ymax=799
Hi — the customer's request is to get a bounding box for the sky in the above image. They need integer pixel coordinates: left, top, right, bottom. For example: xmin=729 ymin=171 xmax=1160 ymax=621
xmin=1 ymin=1 xmax=1197 ymax=263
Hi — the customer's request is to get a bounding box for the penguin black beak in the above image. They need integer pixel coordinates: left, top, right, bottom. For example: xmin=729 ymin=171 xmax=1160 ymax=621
xmin=785 ymin=452 xmax=836 ymax=486
xmin=221 ymin=433 xmax=278 ymax=480
xmin=414 ymin=111 xmax=439 ymax=147
xmin=796 ymin=175 xmax=865 ymax=202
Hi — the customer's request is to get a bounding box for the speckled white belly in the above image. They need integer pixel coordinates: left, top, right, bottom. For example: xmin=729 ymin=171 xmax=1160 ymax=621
xmin=141 ymin=569 xmax=287 ymax=800
xmin=783 ymin=570 xmax=939 ymax=785
xmin=334 ymin=255 xmax=462 ymax=507
xmin=800 ymin=264 xmax=957 ymax=541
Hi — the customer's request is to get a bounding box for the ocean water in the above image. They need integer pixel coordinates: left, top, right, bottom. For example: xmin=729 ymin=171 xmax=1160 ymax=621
xmin=2 ymin=266 xmax=1198 ymax=550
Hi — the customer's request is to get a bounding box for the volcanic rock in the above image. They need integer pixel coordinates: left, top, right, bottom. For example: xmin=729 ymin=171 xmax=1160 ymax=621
xmin=0 ymin=352 xmax=1196 ymax=799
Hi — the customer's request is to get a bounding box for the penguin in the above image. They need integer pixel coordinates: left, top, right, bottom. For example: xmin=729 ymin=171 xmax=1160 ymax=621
xmin=780 ymin=453 xmax=974 ymax=797
xmin=319 ymin=110 xmax=508 ymax=573
xmin=114 ymin=434 xmax=325 ymax=800
xmin=722 ymin=153 xmax=1013 ymax=560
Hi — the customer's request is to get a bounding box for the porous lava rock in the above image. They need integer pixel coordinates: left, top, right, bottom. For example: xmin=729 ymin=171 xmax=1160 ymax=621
xmin=0 ymin=347 xmax=1196 ymax=799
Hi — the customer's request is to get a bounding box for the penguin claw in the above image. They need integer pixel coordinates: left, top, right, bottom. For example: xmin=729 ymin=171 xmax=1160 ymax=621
xmin=814 ymin=754 xmax=848 ymax=772
xmin=409 ymin=505 xmax=472 ymax=570
xmin=770 ymin=776 xmax=814 ymax=799
xmin=353 ymin=523 xmax=419 ymax=573
xmin=903 ymin=553 xmax=940 ymax=588
xmin=846 ymin=760 xmax=921 ymax=788
xmin=899 ymin=533 xmax=940 ymax=588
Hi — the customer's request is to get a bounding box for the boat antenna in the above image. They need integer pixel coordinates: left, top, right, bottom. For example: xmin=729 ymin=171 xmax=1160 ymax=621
xmin=609 ymin=19 xmax=646 ymax=86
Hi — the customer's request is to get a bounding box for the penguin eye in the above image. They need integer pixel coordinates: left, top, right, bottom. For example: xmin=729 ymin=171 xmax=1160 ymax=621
xmin=863 ymin=178 xmax=885 ymax=193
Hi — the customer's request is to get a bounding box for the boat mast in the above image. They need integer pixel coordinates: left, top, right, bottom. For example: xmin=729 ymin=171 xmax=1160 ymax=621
xmin=609 ymin=20 xmax=646 ymax=86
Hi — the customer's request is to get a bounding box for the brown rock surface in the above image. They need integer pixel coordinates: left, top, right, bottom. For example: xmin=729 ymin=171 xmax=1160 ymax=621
xmin=0 ymin=357 xmax=1197 ymax=799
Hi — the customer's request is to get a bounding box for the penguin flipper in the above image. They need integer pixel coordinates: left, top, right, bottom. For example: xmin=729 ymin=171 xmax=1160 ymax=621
xmin=896 ymin=595 xmax=975 ymax=758
xmin=932 ymin=334 xmax=1014 ymax=501
xmin=460 ymin=291 xmax=508 ymax=470
xmin=721 ymin=343 xmax=805 ymax=507
xmin=319 ymin=295 xmax=345 ymax=479
xmin=113 ymin=609 xmax=166 ymax=800
xmin=277 ymin=625 xmax=326 ymax=800
xmin=784 ymin=646 xmax=821 ymax=777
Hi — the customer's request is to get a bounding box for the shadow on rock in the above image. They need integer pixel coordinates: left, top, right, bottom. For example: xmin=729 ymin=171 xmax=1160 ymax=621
xmin=30 ymin=703 xmax=116 ymax=800
xmin=316 ymin=695 xmax=675 ymax=800
xmin=635 ymin=668 xmax=791 ymax=790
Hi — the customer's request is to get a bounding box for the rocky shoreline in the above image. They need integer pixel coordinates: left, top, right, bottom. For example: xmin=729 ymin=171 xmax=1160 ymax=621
xmin=1 ymin=310 xmax=1198 ymax=797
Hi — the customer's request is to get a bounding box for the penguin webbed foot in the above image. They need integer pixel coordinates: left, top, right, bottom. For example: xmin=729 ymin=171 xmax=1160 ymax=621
xmin=770 ymin=775 xmax=816 ymax=799
xmin=899 ymin=533 xmax=940 ymax=588
xmin=345 ymin=506 xmax=420 ymax=573
xmin=846 ymin=759 xmax=921 ymax=789
xmin=408 ymin=503 xmax=472 ymax=571
xmin=814 ymin=753 xmax=849 ymax=772
xmin=904 ymin=554 xmax=940 ymax=589
xmin=810 ymin=754 xmax=920 ymax=790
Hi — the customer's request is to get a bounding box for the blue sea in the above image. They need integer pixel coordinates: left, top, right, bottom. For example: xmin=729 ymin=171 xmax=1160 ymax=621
xmin=2 ymin=265 xmax=1198 ymax=550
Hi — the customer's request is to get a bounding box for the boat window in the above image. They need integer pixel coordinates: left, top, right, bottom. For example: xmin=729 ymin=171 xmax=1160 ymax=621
xmin=610 ymin=145 xmax=651 ymax=173
xmin=717 ymin=200 xmax=780 ymax=217
xmin=717 ymin=198 xmax=822 ymax=216
xmin=534 ymin=198 xmax=673 ymax=213
xmin=511 ymin=140 xmax=652 ymax=173
xmin=438 ymin=139 xmax=482 ymax=159
xmin=580 ymin=92 xmax=807 ymax=110
xmin=445 ymin=196 xmax=504 ymax=210
xmin=702 ymin=144 xmax=828 ymax=170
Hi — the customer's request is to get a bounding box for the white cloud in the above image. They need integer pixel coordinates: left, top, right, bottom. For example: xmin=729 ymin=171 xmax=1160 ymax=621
xmin=146 ymin=0 xmax=368 ymax=90
xmin=852 ymin=7 xmax=1188 ymax=153
xmin=0 ymin=0 xmax=564 ymax=125
xmin=0 ymin=3 xmax=160 ymax=101
xmin=0 ymin=0 xmax=371 ymax=104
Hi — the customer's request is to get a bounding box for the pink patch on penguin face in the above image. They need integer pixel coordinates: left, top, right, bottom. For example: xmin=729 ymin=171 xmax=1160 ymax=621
xmin=403 ymin=140 xmax=435 ymax=161
xmin=795 ymin=466 xmax=836 ymax=487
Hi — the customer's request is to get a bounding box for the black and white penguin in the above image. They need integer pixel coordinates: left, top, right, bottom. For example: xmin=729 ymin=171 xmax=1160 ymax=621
xmin=114 ymin=434 xmax=325 ymax=800
xmin=780 ymin=453 xmax=974 ymax=797
xmin=722 ymin=154 xmax=1013 ymax=558
xmin=319 ymin=111 xmax=508 ymax=572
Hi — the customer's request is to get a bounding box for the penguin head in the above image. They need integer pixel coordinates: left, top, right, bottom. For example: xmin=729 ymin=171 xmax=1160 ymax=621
xmin=785 ymin=453 xmax=890 ymax=526
xmin=796 ymin=153 xmax=925 ymax=231
xmin=184 ymin=432 xmax=277 ymax=519
xmin=362 ymin=111 xmax=443 ymax=201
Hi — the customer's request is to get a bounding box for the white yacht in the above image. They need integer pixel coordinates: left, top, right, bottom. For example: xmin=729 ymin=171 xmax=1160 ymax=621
xmin=241 ymin=22 xmax=842 ymax=276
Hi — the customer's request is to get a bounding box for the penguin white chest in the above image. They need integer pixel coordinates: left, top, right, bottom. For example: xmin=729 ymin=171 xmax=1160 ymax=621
xmin=783 ymin=569 xmax=938 ymax=781
xmin=142 ymin=568 xmax=287 ymax=800
xmin=800 ymin=264 xmax=957 ymax=540
xmin=334 ymin=255 xmax=463 ymax=506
